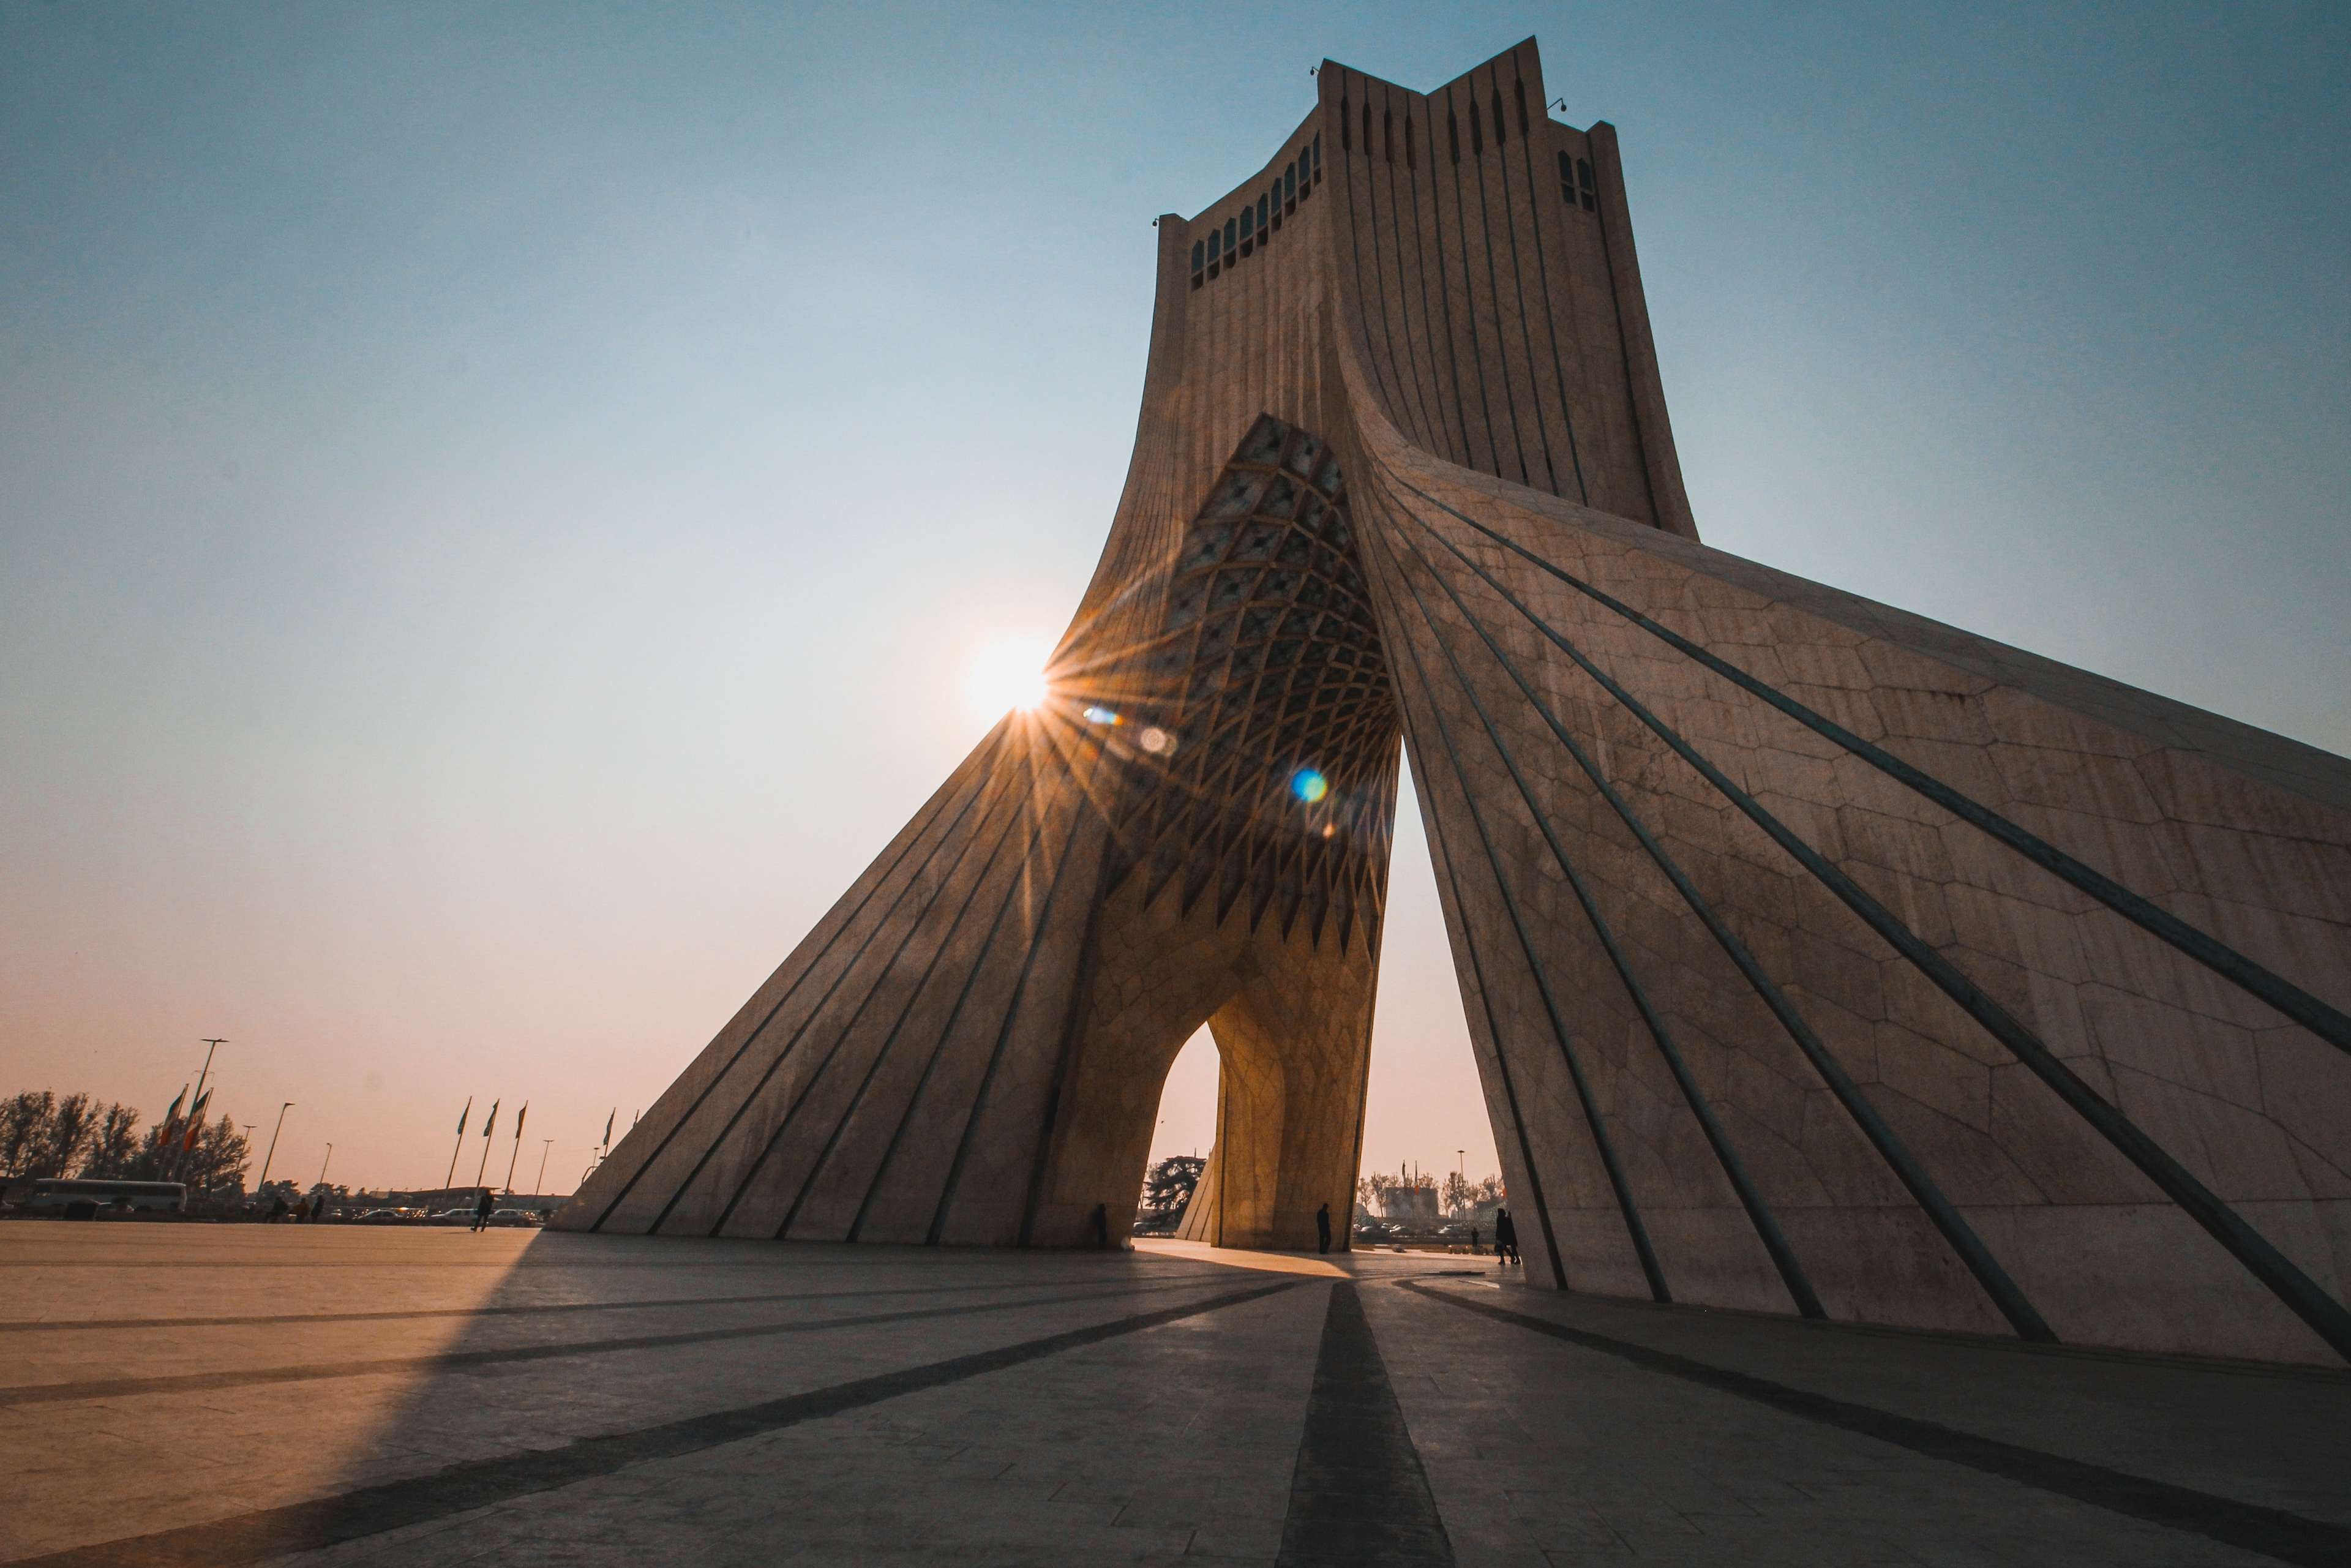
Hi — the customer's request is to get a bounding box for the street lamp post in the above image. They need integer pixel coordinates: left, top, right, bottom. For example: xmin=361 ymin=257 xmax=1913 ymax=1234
xmin=256 ymin=1103 xmax=294 ymax=1195
xmin=534 ymin=1139 xmax=552 ymax=1199
xmin=317 ymin=1142 xmax=333 ymax=1192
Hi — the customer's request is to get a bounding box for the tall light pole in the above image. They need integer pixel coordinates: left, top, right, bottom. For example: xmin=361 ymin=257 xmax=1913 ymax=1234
xmin=534 ymin=1139 xmax=553 ymax=1198
xmin=317 ymin=1142 xmax=333 ymax=1191
xmin=257 ymin=1103 xmax=293 ymax=1194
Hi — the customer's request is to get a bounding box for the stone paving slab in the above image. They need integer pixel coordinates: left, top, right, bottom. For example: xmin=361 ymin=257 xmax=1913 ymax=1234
xmin=1 ymin=1226 xmax=2344 ymax=1566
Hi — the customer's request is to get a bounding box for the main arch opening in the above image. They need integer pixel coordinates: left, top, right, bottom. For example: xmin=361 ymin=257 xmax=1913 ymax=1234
xmin=1025 ymin=415 xmax=1404 ymax=1251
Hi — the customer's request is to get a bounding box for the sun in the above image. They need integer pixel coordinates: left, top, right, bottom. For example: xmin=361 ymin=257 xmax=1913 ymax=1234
xmin=966 ymin=635 xmax=1054 ymax=721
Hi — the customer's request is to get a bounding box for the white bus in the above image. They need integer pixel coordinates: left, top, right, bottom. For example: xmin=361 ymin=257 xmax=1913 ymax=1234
xmin=18 ymin=1179 xmax=186 ymax=1217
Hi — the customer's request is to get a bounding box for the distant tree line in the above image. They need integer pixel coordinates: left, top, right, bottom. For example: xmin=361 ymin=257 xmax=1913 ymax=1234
xmin=1 ymin=1089 xmax=253 ymax=1193
xmin=1357 ymin=1168 xmax=1502 ymax=1218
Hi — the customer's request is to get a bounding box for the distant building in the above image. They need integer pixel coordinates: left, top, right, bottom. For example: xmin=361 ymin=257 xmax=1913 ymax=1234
xmin=1381 ymin=1186 xmax=1438 ymax=1225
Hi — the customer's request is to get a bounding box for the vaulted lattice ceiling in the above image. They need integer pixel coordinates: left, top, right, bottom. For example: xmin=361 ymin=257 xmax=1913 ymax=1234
xmin=1103 ymin=416 xmax=1401 ymax=950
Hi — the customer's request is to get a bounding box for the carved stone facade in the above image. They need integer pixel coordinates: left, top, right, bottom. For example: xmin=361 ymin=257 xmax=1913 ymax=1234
xmin=558 ymin=40 xmax=2351 ymax=1367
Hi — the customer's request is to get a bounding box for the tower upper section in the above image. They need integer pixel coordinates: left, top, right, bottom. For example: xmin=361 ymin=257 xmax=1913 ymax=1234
xmin=1146 ymin=37 xmax=1695 ymax=545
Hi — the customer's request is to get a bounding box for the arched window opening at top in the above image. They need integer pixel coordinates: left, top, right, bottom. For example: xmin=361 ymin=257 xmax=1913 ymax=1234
xmin=1558 ymin=149 xmax=1575 ymax=204
xmin=1382 ymin=108 xmax=1393 ymax=163
xmin=1515 ymin=78 xmax=1529 ymax=136
xmin=1239 ymin=204 xmax=1252 ymax=258
xmin=1577 ymin=157 xmax=1596 ymax=211
xmin=1449 ymin=109 xmax=1460 ymax=163
xmin=1361 ymin=100 xmax=1371 ymax=154
xmin=1225 ymin=216 xmax=1237 ymax=255
xmin=1470 ymin=101 xmax=1483 ymax=156
xmin=1313 ymin=133 xmax=1322 ymax=184
xmin=1284 ymin=162 xmax=1296 ymax=211
xmin=1340 ymin=96 xmax=1351 ymax=151
xmin=1491 ymin=89 xmax=1506 ymax=144
xmin=1405 ymin=116 xmax=1415 ymax=170
xmin=1258 ymin=192 xmax=1270 ymax=236
xmin=1208 ymin=228 xmax=1221 ymax=261
xmin=1192 ymin=239 xmax=1205 ymax=273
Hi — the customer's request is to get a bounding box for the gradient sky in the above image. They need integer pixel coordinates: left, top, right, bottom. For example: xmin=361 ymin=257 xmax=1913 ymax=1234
xmin=3 ymin=2 xmax=2345 ymax=1195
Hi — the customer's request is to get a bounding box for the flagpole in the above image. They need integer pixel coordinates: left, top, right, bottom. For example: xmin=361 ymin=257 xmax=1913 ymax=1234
xmin=501 ymin=1104 xmax=527 ymax=1194
xmin=473 ymin=1101 xmax=498 ymax=1189
xmin=174 ymin=1038 xmax=225 ymax=1182
xmin=444 ymin=1097 xmax=471 ymax=1190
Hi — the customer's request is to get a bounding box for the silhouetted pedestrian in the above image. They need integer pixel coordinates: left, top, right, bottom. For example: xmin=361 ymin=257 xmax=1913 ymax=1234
xmin=1316 ymin=1202 xmax=1332 ymax=1254
xmin=1470 ymin=1223 xmax=1480 ymax=1255
xmin=291 ymin=1196 xmax=310 ymax=1223
xmin=268 ymin=1195 xmax=288 ymax=1223
xmin=472 ymin=1187 xmax=495 ymax=1232
xmin=1090 ymin=1202 xmax=1111 ymax=1250
xmin=309 ymin=1191 xmax=326 ymax=1223
xmin=1494 ymin=1206 xmax=1518 ymax=1267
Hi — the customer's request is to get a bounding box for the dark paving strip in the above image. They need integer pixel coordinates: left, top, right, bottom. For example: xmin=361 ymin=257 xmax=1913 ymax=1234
xmin=1407 ymin=1283 xmax=2351 ymax=1568
xmin=0 ymin=1269 xmax=1236 ymax=1334
xmin=0 ymin=1251 xmax=1215 ymax=1272
xmin=9 ymin=1276 xmax=1300 ymax=1568
xmin=0 ymin=1275 xmax=1232 ymax=1408
xmin=1277 ymin=1281 xmax=1455 ymax=1567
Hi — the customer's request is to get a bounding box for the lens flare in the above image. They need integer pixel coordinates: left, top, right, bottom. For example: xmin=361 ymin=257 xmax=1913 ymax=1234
xmin=967 ymin=636 xmax=1053 ymax=720
xmin=1291 ymin=768 xmax=1329 ymax=804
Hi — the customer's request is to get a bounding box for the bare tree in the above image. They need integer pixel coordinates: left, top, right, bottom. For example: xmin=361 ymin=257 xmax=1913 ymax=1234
xmin=0 ymin=1092 xmax=53 ymax=1179
xmin=1442 ymin=1169 xmax=1473 ymax=1217
xmin=29 ymin=1093 xmax=100 ymax=1180
xmin=182 ymin=1115 xmax=252 ymax=1195
xmin=79 ymin=1104 xmax=143 ymax=1179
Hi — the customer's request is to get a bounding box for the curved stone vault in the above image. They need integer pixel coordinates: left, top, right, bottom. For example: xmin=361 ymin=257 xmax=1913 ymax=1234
xmin=559 ymin=39 xmax=2351 ymax=1368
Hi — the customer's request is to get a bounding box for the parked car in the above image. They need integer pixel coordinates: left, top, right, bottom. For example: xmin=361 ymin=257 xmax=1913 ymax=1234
xmin=429 ymin=1208 xmax=476 ymax=1225
xmin=486 ymin=1209 xmax=537 ymax=1228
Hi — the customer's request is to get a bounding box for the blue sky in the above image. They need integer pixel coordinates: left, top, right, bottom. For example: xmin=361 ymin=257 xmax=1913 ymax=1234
xmin=3 ymin=2 xmax=2344 ymax=1191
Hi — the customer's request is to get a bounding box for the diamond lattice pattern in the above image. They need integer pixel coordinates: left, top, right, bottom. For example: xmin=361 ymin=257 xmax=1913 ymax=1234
xmin=1109 ymin=416 xmax=1401 ymax=950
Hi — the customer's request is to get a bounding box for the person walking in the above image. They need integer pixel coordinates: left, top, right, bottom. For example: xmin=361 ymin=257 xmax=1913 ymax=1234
xmin=1494 ymin=1206 xmax=1518 ymax=1268
xmin=1470 ymin=1222 xmax=1480 ymax=1256
xmin=1090 ymin=1202 xmax=1111 ymax=1250
xmin=1315 ymin=1202 xmax=1332 ymax=1254
xmin=471 ymin=1187 xmax=496 ymax=1232
xmin=291 ymin=1195 xmax=310 ymax=1223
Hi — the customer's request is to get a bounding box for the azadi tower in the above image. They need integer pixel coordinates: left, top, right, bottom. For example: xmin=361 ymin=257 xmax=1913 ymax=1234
xmin=560 ymin=40 xmax=2351 ymax=1367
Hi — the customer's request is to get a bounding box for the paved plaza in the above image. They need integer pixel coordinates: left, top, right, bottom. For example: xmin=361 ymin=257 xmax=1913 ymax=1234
xmin=1 ymin=1226 xmax=2344 ymax=1566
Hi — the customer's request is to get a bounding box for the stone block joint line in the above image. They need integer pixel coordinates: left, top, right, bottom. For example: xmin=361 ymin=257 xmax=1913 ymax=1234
xmin=552 ymin=36 xmax=2351 ymax=1369
xmin=1378 ymin=463 xmax=2350 ymax=1363
xmin=1370 ymin=470 xmax=2045 ymax=1340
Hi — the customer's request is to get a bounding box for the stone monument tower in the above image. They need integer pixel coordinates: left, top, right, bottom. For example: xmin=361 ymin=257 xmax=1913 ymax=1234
xmin=558 ymin=40 xmax=2351 ymax=1368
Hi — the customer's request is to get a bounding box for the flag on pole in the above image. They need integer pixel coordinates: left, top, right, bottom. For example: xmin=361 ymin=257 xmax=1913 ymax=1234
xmin=513 ymin=1103 xmax=527 ymax=1141
xmin=602 ymin=1108 xmax=615 ymax=1147
xmin=182 ymin=1088 xmax=213 ymax=1150
xmin=456 ymin=1097 xmax=471 ymax=1137
xmin=482 ymin=1100 xmax=498 ymax=1140
xmin=160 ymin=1084 xmax=187 ymax=1138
